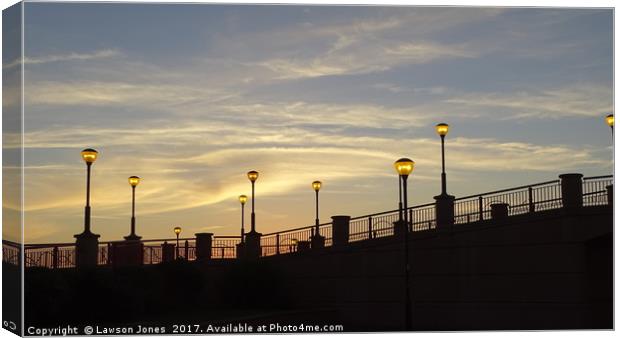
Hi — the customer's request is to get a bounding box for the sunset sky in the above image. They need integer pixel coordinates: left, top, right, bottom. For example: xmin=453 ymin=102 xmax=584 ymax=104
xmin=4 ymin=4 xmax=613 ymax=243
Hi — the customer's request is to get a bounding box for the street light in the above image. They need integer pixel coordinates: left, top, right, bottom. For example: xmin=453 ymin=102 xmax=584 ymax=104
xmin=174 ymin=226 xmax=182 ymax=259
xmin=80 ymin=148 xmax=98 ymax=235
xmin=394 ymin=158 xmax=414 ymax=226
xmin=312 ymin=181 xmax=322 ymax=237
xmin=239 ymin=195 xmax=248 ymax=243
xmin=606 ymin=114 xmax=614 ymax=140
xmin=436 ymin=123 xmax=450 ymax=195
xmin=125 ymin=176 xmax=141 ymax=240
xmin=394 ymin=157 xmax=415 ymax=331
xmin=247 ymin=170 xmax=259 ymax=233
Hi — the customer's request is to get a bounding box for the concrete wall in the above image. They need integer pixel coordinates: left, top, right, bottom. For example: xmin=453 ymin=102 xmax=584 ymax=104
xmin=23 ymin=205 xmax=612 ymax=331
xmin=257 ymin=205 xmax=612 ymax=330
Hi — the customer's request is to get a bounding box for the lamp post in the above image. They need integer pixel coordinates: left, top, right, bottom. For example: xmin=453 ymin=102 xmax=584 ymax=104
xmin=436 ymin=123 xmax=449 ymax=195
xmin=434 ymin=123 xmax=456 ymax=228
xmin=398 ymin=175 xmax=403 ymax=222
xmin=247 ymin=171 xmax=259 ymax=233
xmin=312 ymin=181 xmax=322 ymax=236
xmin=310 ymin=180 xmax=326 ymax=249
xmin=125 ymin=176 xmax=141 ymax=240
xmin=239 ymin=195 xmax=248 ymax=243
xmin=605 ymin=114 xmax=615 ymax=206
xmin=606 ymin=114 xmax=614 ymax=141
xmin=80 ymin=148 xmax=98 ymax=235
xmin=74 ymin=148 xmax=101 ymax=268
xmin=394 ymin=158 xmax=415 ymax=331
xmin=174 ymin=226 xmax=182 ymax=259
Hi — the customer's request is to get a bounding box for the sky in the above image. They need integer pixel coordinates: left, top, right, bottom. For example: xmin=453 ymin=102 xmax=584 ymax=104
xmin=2 ymin=3 xmax=613 ymax=243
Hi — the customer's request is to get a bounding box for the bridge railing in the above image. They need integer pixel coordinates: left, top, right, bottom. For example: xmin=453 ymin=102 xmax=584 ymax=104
xmin=453 ymin=179 xmax=563 ymax=224
xmin=6 ymin=174 xmax=612 ymax=268
xmin=583 ymin=175 xmax=613 ymax=207
xmin=2 ymin=240 xmax=20 ymax=266
xmin=212 ymin=236 xmax=241 ymax=259
xmin=14 ymin=235 xmax=240 ymax=269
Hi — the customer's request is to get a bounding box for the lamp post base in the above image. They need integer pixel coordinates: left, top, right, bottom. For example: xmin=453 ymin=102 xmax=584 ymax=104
xmin=311 ymin=235 xmax=325 ymax=250
xmin=244 ymin=231 xmax=262 ymax=259
xmin=74 ymin=231 xmax=100 ymax=268
xmin=123 ymin=234 xmax=142 ymax=241
xmin=393 ymin=219 xmax=408 ymax=238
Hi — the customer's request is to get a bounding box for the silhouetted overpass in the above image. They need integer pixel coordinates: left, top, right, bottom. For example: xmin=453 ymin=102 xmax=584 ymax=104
xmin=12 ymin=172 xmax=613 ymax=331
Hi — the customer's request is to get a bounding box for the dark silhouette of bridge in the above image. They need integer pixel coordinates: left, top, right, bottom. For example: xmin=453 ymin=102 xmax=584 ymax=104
xmin=5 ymin=173 xmax=612 ymax=267
xmin=4 ymin=172 xmax=613 ymax=331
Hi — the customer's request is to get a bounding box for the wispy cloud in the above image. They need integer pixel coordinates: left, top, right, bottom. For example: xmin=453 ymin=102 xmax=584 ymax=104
xmin=257 ymin=41 xmax=476 ymax=79
xmin=4 ymin=48 xmax=120 ymax=69
xmin=445 ymin=84 xmax=613 ymax=119
xmin=25 ymin=80 xmax=234 ymax=107
xmin=208 ymin=9 xmax=504 ymax=81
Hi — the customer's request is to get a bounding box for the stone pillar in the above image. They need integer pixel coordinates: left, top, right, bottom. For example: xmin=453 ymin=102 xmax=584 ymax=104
xmin=607 ymin=184 xmax=613 ymax=207
xmin=125 ymin=240 xmax=143 ymax=266
xmin=297 ymin=240 xmax=311 ymax=252
xmin=112 ymin=240 xmax=144 ymax=267
xmin=74 ymin=232 xmax=100 ymax=268
xmin=161 ymin=242 xmax=175 ymax=262
xmin=559 ymin=173 xmax=583 ymax=209
xmin=490 ymin=203 xmax=509 ymax=219
xmin=195 ymin=233 xmax=213 ymax=261
xmin=332 ymin=215 xmax=351 ymax=247
xmin=434 ymin=194 xmax=455 ymax=228
xmin=244 ymin=231 xmax=262 ymax=259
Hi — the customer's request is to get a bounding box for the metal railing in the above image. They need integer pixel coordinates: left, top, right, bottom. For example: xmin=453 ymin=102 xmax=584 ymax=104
xmin=12 ymin=235 xmax=241 ymax=269
xmin=453 ymin=179 xmax=563 ymax=224
xmin=2 ymin=240 xmax=20 ymax=266
xmin=583 ymin=176 xmax=613 ymax=207
xmin=5 ymin=174 xmax=612 ymax=268
xmin=212 ymin=236 xmax=240 ymax=259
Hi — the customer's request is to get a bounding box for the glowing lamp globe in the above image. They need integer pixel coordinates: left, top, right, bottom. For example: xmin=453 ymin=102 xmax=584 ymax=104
xmin=436 ymin=123 xmax=449 ymax=137
xmin=247 ymin=170 xmax=259 ymax=182
xmin=81 ymin=148 xmax=98 ymax=164
xmin=394 ymin=158 xmax=415 ymax=177
xmin=128 ymin=176 xmax=140 ymax=187
xmin=239 ymin=194 xmax=248 ymax=205
xmin=312 ymin=181 xmax=322 ymax=191
xmin=606 ymin=114 xmax=614 ymax=128
xmin=174 ymin=226 xmax=182 ymax=235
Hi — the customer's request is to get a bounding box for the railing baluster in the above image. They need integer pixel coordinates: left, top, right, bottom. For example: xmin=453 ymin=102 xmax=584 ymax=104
xmin=528 ymin=187 xmax=534 ymax=213
xmin=478 ymin=196 xmax=484 ymax=221
xmin=107 ymin=243 xmax=112 ymax=265
xmin=52 ymin=246 xmax=58 ymax=269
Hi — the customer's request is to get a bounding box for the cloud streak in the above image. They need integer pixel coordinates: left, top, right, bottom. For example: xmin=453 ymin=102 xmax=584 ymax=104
xmin=446 ymin=84 xmax=613 ymax=119
xmin=5 ymin=49 xmax=120 ymax=69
